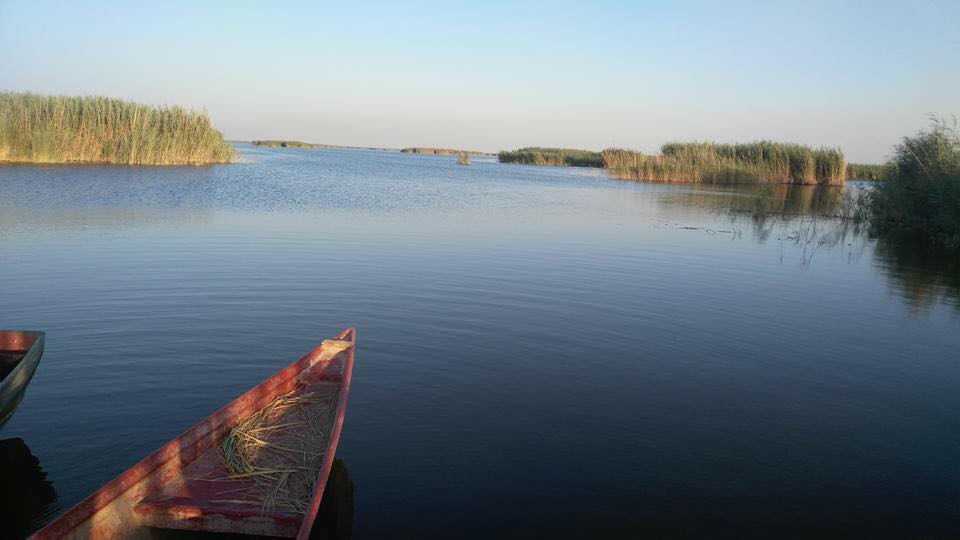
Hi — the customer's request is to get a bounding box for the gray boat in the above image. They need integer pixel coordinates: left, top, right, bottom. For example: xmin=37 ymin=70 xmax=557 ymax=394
xmin=0 ymin=331 xmax=44 ymax=429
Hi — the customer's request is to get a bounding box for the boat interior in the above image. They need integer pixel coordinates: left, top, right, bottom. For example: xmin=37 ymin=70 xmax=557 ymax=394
xmin=0 ymin=351 xmax=26 ymax=383
xmin=0 ymin=332 xmax=38 ymax=382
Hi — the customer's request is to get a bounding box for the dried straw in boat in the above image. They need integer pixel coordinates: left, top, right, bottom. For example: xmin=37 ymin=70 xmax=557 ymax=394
xmin=217 ymin=385 xmax=340 ymax=514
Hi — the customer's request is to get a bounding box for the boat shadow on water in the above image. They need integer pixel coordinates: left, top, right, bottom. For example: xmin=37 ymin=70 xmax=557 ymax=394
xmin=308 ymin=458 xmax=353 ymax=540
xmin=0 ymin=438 xmax=58 ymax=539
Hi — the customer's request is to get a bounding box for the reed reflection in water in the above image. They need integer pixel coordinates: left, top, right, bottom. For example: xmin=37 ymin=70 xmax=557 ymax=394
xmin=1 ymin=149 xmax=958 ymax=538
xmin=662 ymin=183 xmax=959 ymax=312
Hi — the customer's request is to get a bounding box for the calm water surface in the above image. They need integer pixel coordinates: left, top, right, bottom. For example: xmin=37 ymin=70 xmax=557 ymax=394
xmin=1 ymin=145 xmax=958 ymax=538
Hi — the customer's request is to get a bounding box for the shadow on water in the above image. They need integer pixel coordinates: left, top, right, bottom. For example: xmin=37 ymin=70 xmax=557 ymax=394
xmin=310 ymin=459 xmax=354 ymax=540
xmin=0 ymin=438 xmax=58 ymax=539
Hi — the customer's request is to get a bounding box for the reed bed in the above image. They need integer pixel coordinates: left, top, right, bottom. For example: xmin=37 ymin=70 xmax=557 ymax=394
xmin=870 ymin=118 xmax=960 ymax=247
xmin=498 ymin=147 xmax=604 ymax=168
xmin=603 ymin=142 xmax=846 ymax=185
xmin=846 ymin=163 xmax=885 ymax=181
xmin=0 ymin=92 xmax=234 ymax=165
xmin=217 ymin=386 xmax=340 ymax=515
xmin=600 ymin=148 xmax=647 ymax=171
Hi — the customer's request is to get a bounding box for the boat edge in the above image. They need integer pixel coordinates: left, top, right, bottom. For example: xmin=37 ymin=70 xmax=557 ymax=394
xmin=30 ymin=327 xmax=355 ymax=540
xmin=296 ymin=327 xmax=355 ymax=539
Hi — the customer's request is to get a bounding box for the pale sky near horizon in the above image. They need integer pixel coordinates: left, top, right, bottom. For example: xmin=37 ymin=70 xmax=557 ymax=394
xmin=1 ymin=1 xmax=958 ymax=162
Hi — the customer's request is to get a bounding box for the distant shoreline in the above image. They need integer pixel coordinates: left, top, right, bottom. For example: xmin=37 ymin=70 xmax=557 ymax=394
xmin=238 ymin=140 xmax=885 ymax=185
xmin=400 ymin=147 xmax=495 ymax=157
xmin=246 ymin=140 xmax=397 ymax=152
xmin=498 ymin=145 xmax=885 ymax=185
xmin=239 ymin=141 xmax=496 ymax=157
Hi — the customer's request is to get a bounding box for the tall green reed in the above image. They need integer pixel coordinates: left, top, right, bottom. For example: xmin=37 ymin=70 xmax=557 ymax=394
xmin=0 ymin=92 xmax=235 ymax=165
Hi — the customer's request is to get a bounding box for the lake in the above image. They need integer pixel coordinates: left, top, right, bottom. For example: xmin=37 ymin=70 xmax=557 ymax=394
xmin=1 ymin=145 xmax=958 ymax=538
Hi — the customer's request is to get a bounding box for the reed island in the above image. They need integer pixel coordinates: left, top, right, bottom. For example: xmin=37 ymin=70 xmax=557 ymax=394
xmin=499 ymin=143 xmax=885 ymax=185
xmin=601 ymin=143 xmax=847 ymax=185
xmin=0 ymin=92 xmax=234 ymax=165
xmin=498 ymin=147 xmax=604 ymax=167
xmin=497 ymin=122 xmax=960 ymax=247
xmin=870 ymin=120 xmax=960 ymax=247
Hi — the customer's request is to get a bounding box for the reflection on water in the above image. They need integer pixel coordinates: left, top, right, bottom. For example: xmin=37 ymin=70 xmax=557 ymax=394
xmin=874 ymin=236 xmax=960 ymax=313
xmin=1 ymin=150 xmax=958 ymax=538
xmin=664 ymin=183 xmax=846 ymax=218
xmin=663 ymin=183 xmax=959 ymax=311
xmin=0 ymin=438 xmax=58 ymax=538
xmin=1 ymin=156 xmax=955 ymax=318
xmin=0 ymin=206 xmax=213 ymax=236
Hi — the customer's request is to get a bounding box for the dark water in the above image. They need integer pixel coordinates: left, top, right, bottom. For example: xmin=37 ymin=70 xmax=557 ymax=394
xmin=1 ymin=146 xmax=958 ymax=538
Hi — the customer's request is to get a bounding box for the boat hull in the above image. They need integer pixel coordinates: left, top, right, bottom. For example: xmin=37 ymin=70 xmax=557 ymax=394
xmin=0 ymin=331 xmax=45 ymax=430
xmin=31 ymin=327 xmax=355 ymax=539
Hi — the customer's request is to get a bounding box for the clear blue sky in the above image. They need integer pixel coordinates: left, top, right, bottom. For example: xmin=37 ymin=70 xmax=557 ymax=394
xmin=2 ymin=1 xmax=957 ymax=161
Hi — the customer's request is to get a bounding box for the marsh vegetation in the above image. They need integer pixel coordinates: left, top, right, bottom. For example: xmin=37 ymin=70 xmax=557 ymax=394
xmin=847 ymin=163 xmax=885 ymax=181
xmin=498 ymin=125 xmax=960 ymax=252
xmin=603 ymin=142 xmax=847 ymax=185
xmin=869 ymin=119 xmax=960 ymax=248
xmin=500 ymin=142 xmax=856 ymax=186
xmin=0 ymin=92 xmax=234 ymax=165
xmin=497 ymin=147 xmax=604 ymax=167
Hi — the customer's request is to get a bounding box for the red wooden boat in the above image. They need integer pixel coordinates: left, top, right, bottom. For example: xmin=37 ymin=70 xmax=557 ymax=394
xmin=32 ymin=327 xmax=356 ymax=540
xmin=0 ymin=330 xmax=45 ymax=430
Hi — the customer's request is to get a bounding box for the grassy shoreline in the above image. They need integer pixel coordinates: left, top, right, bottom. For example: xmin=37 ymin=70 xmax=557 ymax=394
xmin=846 ymin=163 xmax=885 ymax=181
xmin=870 ymin=120 xmax=960 ymax=247
xmin=0 ymin=92 xmax=234 ymax=165
xmin=603 ymin=142 xmax=846 ymax=185
xmin=499 ymin=142 xmax=853 ymax=185
xmin=498 ymin=147 xmax=603 ymax=167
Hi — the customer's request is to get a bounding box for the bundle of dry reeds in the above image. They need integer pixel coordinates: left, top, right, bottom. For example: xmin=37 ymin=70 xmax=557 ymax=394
xmin=216 ymin=386 xmax=340 ymax=514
